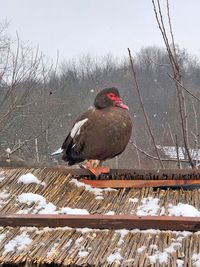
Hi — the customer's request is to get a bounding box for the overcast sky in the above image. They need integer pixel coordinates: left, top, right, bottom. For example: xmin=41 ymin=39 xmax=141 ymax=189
xmin=1 ymin=0 xmax=200 ymax=61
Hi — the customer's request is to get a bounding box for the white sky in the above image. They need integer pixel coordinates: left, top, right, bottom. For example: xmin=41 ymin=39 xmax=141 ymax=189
xmin=1 ymin=0 xmax=200 ymax=61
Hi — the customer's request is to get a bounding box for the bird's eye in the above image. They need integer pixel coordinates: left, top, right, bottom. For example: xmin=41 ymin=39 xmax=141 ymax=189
xmin=107 ymin=93 xmax=116 ymax=100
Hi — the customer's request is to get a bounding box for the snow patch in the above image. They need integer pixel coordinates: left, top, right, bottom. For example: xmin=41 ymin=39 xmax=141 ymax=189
xmin=17 ymin=173 xmax=46 ymax=186
xmin=38 ymin=203 xmax=57 ymax=214
xmin=0 ymin=171 xmax=5 ymax=182
xmin=176 ymin=259 xmax=184 ymax=267
xmin=70 ymin=178 xmax=116 ymax=199
xmin=3 ymin=232 xmax=32 ymax=254
xmin=168 ymin=203 xmax=200 ymax=217
xmin=0 ymin=190 xmax=10 ymax=200
xmin=75 ymin=237 xmax=84 ymax=246
xmin=129 ymin=198 xmax=139 ymax=203
xmin=78 ymin=250 xmax=89 ymax=258
xmin=105 ymin=211 xmax=115 ymax=215
xmin=0 ymin=233 xmax=6 ymax=242
xmin=18 ymin=193 xmax=46 ymax=206
xmin=0 ymin=190 xmax=10 ymax=209
xmin=136 ymin=197 xmax=160 ymax=216
xmin=164 ymin=242 xmax=181 ymax=253
xmin=148 ymin=242 xmax=181 ymax=264
xmin=116 ymin=229 xmax=129 ymax=246
xmin=17 ymin=193 xmax=90 ymax=215
xmin=149 ymin=251 xmax=169 ymax=264
xmin=47 ymin=241 xmax=59 ymax=257
xmin=17 ymin=193 xmax=57 ymax=214
xmin=95 ymin=196 xmax=104 ymax=200
xmin=77 ymin=228 xmax=97 ymax=234
xmin=137 ymin=246 xmax=146 ymax=253
xmin=150 ymin=244 xmax=158 ymax=250
xmin=192 ymin=253 xmax=200 ymax=267
xmin=60 ymin=207 xmax=89 ymax=215
xmin=62 ymin=239 xmax=72 ymax=249
xmin=107 ymin=251 xmax=123 ymax=264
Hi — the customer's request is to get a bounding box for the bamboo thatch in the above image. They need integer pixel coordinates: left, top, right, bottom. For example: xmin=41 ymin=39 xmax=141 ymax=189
xmin=0 ymin=167 xmax=199 ymax=266
xmin=0 ymin=167 xmax=200 ymax=216
xmin=0 ymin=226 xmax=198 ymax=266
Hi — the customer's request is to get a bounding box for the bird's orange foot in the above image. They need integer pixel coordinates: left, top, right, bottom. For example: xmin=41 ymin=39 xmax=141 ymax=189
xmin=80 ymin=160 xmax=110 ymax=177
xmin=88 ymin=166 xmax=110 ymax=177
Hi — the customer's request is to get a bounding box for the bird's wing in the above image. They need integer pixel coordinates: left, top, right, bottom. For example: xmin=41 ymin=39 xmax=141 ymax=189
xmin=61 ymin=109 xmax=93 ymax=162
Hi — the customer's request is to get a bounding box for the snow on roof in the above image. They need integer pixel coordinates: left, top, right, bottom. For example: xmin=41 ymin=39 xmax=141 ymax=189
xmin=17 ymin=192 xmax=90 ymax=215
xmin=107 ymin=251 xmax=123 ymax=264
xmin=0 ymin=167 xmax=200 ymax=265
xmin=78 ymin=250 xmax=89 ymax=258
xmin=46 ymin=241 xmax=59 ymax=258
xmin=3 ymin=232 xmax=32 ymax=255
xmin=0 ymin=171 xmax=5 ymax=182
xmin=168 ymin=203 xmax=200 ymax=217
xmin=0 ymin=190 xmax=10 ymax=209
xmin=60 ymin=207 xmax=89 ymax=215
xmin=0 ymin=225 xmax=195 ymax=266
xmin=136 ymin=197 xmax=160 ymax=216
xmin=17 ymin=173 xmax=46 ymax=186
xmin=70 ymin=178 xmax=116 ymax=200
xmin=192 ymin=253 xmax=200 ymax=267
xmin=135 ymin=196 xmax=200 ymax=217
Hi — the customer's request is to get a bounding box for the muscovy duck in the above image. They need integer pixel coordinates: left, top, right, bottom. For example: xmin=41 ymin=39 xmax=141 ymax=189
xmin=62 ymin=87 xmax=132 ymax=175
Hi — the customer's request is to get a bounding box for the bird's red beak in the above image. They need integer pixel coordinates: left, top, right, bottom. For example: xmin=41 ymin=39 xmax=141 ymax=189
xmin=115 ymin=98 xmax=129 ymax=110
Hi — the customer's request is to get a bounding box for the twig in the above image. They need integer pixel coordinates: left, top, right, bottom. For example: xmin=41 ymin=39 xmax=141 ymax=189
xmin=167 ymin=123 xmax=175 ymax=144
xmin=128 ymin=48 xmax=164 ymax=168
xmin=175 ymin=135 xmax=181 ymax=169
xmin=169 ymin=74 xmax=200 ymax=102
xmin=131 ymin=135 xmax=141 ymax=168
xmin=131 ymin=141 xmax=190 ymax=163
xmin=192 ymin=100 xmax=199 ymax=168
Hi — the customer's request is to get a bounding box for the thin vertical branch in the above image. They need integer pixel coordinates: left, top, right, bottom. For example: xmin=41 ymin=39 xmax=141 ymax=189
xmin=131 ymin=134 xmax=141 ymax=168
xmin=192 ymin=100 xmax=199 ymax=168
xmin=128 ymin=48 xmax=164 ymax=168
xmin=166 ymin=0 xmax=190 ymax=159
xmin=175 ymin=135 xmax=181 ymax=169
xmin=167 ymin=123 xmax=175 ymax=144
xmin=35 ymin=138 xmax=39 ymax=163
xmin=151 ymin=0 xmax=194 ymax=168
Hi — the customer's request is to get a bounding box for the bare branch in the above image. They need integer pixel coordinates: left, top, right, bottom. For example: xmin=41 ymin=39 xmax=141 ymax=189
xmin=128 ymin=48 xmax=164 ymax=168
xmin=151 ymin=0 xmax=194 ymax=168
xmin=175 ymin=135 xmax=181 ymax=169
xmin=191 ymin=100 xmax=199 ymax=168
xmin=131 ymin=141 xmax=189 ymax=163
xmin=169 ymin=74 xmax=200 ymax=102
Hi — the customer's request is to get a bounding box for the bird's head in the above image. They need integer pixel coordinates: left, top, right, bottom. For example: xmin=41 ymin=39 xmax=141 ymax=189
xmin=94 ymin=87 xmax=129 ymax=110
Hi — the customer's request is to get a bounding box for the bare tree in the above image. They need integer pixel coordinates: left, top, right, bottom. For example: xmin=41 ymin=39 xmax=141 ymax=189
xmin=151 ymin=0 xmax=194 ymax=167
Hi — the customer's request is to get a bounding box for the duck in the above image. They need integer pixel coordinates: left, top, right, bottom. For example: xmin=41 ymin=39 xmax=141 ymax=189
xmin=61 ymin=87 xmax=132 ymax=176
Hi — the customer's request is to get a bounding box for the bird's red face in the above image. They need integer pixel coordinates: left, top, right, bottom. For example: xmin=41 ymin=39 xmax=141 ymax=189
xmin=106 ymin=92 xmax=129 ymax=110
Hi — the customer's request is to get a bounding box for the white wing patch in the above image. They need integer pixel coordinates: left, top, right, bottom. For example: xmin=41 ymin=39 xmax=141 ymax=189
xmin=70 ymin=118 xmax=88 ymax=138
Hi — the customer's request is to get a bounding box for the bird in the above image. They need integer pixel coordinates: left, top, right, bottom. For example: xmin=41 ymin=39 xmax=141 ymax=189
xmin=61 ymin=87 xmax=132 ymax=176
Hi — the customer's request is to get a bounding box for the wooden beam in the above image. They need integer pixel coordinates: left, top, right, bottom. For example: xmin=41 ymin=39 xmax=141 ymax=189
xmin=3 ymin=166 xmax=200 ymax=179
xmin=80 ymin=179 xmax=200 ymax=188
xmin=51 ymin=167 xmax=200 ymax=178
xmin=0 ymin=214 xmax=200 ymax=231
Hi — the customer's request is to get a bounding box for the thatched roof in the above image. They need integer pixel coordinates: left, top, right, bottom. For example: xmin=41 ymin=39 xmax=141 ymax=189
xmin=0 ymin=167 xmax=200 ymax=266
